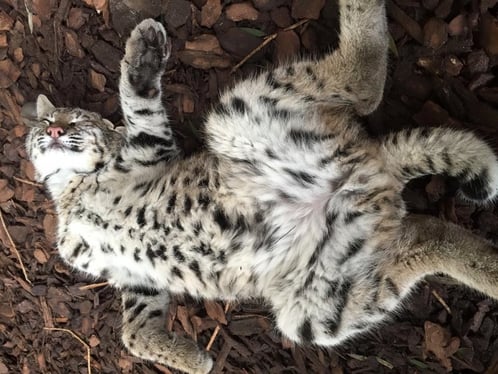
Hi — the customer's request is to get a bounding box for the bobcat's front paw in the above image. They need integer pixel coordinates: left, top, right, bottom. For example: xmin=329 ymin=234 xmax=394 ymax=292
xmin=123 ymin=19 xmax=170 ymax=97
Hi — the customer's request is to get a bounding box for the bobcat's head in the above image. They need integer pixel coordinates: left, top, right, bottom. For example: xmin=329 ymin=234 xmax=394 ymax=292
xmin=23 ymin=95 xmax=123 ymax=192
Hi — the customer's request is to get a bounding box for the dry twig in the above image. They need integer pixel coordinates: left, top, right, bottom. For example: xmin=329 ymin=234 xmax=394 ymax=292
xmin=78 ymin=281 xmax=110 ymax=291
xmin=431 ymin=289 xmax=452 ymax=315
xmin=206 ymin=302 xmax=231 ymax=351
xmin=231 ymin=19 xmax=310 ymax=74
xmin=13 ymin=176 xmax=43 ymax=187
xmin=0 ymin=210 xmax=32 ymax=285
xmin=44 ymin=327 xmax=92 ymax=374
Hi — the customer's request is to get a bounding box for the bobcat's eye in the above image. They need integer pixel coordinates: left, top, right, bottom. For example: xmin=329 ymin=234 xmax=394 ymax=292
xmin=41 ymin=119 xmax=51 ymax=125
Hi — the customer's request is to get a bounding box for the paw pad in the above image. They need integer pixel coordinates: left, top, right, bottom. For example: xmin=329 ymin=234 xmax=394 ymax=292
xmin=124 ymin=19 xmax=170 ymax=97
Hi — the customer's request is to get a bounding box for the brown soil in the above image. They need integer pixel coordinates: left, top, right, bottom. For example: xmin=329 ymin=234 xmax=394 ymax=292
xmin=1 ymin=0 xmax=498 ymax=373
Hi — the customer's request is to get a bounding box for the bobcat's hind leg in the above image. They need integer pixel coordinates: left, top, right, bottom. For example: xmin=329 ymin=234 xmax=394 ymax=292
xmin=273 ymin=0 xmax=388 ymax=115
xmin=121 ymin=289 xmax=213 ymax=374
xmin=379 ymin=214 xmax=498 ymax=304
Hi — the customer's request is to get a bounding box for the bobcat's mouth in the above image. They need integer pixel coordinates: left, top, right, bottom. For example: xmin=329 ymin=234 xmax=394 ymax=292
xmin=47 ymin=140 xmax=67 ymax=150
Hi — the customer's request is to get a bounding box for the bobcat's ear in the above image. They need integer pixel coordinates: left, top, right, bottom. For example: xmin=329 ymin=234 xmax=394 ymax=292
xmin=20 ymin=101 xmax=38 ymax=127
xmin=21 ymin=95 xmax=56 ymax=127
xmin=36 ymin=94 xmax=55 ymax=118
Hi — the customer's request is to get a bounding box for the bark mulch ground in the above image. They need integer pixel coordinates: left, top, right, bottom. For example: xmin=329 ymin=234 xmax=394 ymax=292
xmin=1 ymin=0 xmax=498 ymax=373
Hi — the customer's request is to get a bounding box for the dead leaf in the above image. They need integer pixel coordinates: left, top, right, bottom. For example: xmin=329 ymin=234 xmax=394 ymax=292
xmin=423 ymin=321 xmax=460 ymax=371
xmin=201 ymin=0 xmax=222 ymax=28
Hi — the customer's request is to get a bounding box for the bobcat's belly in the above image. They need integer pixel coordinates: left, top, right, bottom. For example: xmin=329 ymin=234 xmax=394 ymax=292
xmin=59 ymin=219 xmax=258 ymax=298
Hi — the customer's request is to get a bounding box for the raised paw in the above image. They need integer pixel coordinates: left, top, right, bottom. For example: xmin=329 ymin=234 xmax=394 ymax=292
xmin=123 ymin=19 xmax=170 ymax=97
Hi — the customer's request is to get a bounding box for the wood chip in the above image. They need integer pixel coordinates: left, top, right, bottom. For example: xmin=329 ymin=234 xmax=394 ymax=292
xmin=30 ymin=0 xmax=57 ymax=20
xmin=387 ymin=0 xmax=423 ymax=44
xmin=480 ymin=13 xmax=498 ymax=55
xmin=0 ymin=59 xmax=21 ymax=88
xmin=43 ymin=214 xmax=57 ymax=244
xmin=34 ymin=248 xmax=49 ymax=264
xmin=0 ymin=10 xmax=14 ymax=31
xmin=0 ymin=180 xmax=14 ymax=203
xmin=0 ymin=33 xmax=7 ymax=48
xmin=226 ymin=2 xmax=260 ymax=22
xmin=423 ymin=18 xmax=448 ymax=50
xmin=64 ymin=28 xmax=85 ymax=58
xmin=13 ymin=47 xmax=24 ymax=63
xmin=185 ymin=34 xmax=224 ymax=55
xmin=274 ymin=30 xmax=300 ymax=62
xmin=67 ymin=7 xmax=88 ymax=29
xmin=291 ymin=0 xmax=325 ymax=20
xmin=204 ymin=300 xmax=228 ymax=325
xmin=177 ymin=50 xmax=231 ymax=69
xmin=89 ymin=69 xmax=106 ymax=92
xmin=201 ymin=0 xmax=222 ymax=28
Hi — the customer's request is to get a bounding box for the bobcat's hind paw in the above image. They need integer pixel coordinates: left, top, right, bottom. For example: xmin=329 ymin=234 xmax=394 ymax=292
xmin=123 ymin=19 xmax=170 ymax=97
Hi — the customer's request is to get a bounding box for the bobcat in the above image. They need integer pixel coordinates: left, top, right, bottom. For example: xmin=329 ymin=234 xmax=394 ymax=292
xmin=23 ymin=1 xmax=498 ymax=373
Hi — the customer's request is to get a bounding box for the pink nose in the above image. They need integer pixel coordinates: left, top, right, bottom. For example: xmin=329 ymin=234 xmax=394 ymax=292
xmin=46 ymin=126 xmax=65 ymax=138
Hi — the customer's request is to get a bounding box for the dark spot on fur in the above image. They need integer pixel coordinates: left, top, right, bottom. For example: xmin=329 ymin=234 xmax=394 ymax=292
xmin=171 ymin=266 xmax=183 ymax=279
xmin=213 ymin=207 xmax=231 ymax=231
xmin=299 ymin=319 xmax=314 ymax=343
xmin=136 ymin=206 xmax=146 ymax=227
xmin=231 ymin=97 xmax=248 ymax=114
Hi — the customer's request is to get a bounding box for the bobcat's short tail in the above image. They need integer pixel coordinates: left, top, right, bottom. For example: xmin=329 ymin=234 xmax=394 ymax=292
xmin=381 ymin=127 xmax=498 ymax=203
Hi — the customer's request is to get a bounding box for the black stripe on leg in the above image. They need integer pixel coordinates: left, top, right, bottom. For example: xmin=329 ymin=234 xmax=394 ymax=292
xmin=213 ymin=207 xmax=231 ymax=231
xmin=461 ymin=169 xmax=491 ymax=200
xmin=129 ymin=132 xmax=171 ymax=148
xmin=124 ymin=285 xmax=160 ymax=297
xmin=128 ymin=302 xmax=147 ymax=323
xmin=124 ymin=297 xmax=138 ymax=310
xmin=384 ymin=277 xmax=399 ymax=298
xmin=338 ymin=238 xmax=365 ymax=265
xmin=325 ymin=278 xmax=352 ymax=336
xmin=284 ymin=168 xmax=315 ymax=185
xmin=299 ymin=319 xmax=314 ymax=343
xmin=148 ymin=309 xmax=163 ymax=319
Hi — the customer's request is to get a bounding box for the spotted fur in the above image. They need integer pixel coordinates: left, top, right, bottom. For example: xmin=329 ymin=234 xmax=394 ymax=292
xmin=24 ymin=3 xmax=498 ymax=374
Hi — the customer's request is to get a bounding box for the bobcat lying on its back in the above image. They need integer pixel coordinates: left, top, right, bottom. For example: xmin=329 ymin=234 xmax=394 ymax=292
xmin=24 ymin=1 xmax=498 ymax=373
